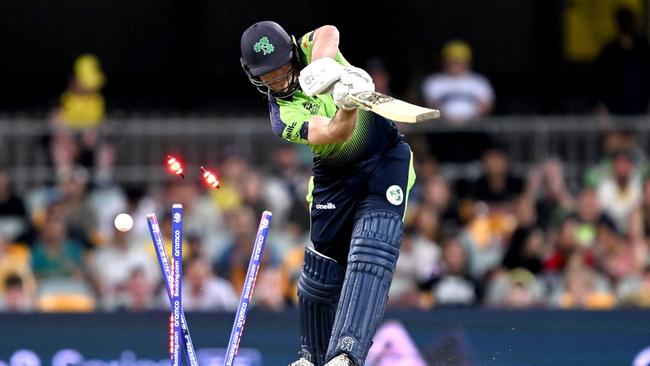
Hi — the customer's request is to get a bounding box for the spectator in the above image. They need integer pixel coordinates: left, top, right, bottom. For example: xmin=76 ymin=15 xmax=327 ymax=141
xmin=631 ymin=175 xmax=650 ymax=239
xmin=594 ymin=215 xmax=646 ymax=284
xmin=0 ymin=167 xmax=30 ymax=242
xmin=182 ymin=257 xmax=238 ymax=311
xmin=90 ymin=228 xmax=159 ymax=310
xmin=471 ymin=145 xmax=524 ymax=208
xmin=420 ymin=175 xmax=461 ymax=231
xmin=116 ymin=267 xmax=157 ymax=311
xmin=555 ymin=265 xmax=616 ymax=309
xmin=1 ymin=274 xmax=34 ymax=312
xmin=215 ymin=205 xmax=278 ymax=292
xmin=166 ymin=180 xmax=224 ymax=259
xmin=421 ymin=40 xmax=494 ymax=123
xmin=421 ymin=41 xmax=495 ymax=161
xmin=390 ymin=228 xmax=438 ymax=309
xmin=50 ymin=54 xmax=109 ymax=174
xmin=502 ymin=228 xmax=544 ymax=275
xmin=57 ymin=166 xmax=99 ymax=248
xmin=485 ymin=268 xmax=544 ymax=308
xmin=462 ymin=146 xmax=523 ymax=276
xmin=431 ymin=237 xmax=480 ymax=306
xmin=527 ymin=160 xmax=574 ymax=230
xmin=618 ymin=265 xmax=650 ymax=307
xmin=595 ymin=7 xmax=650 ymax=116
xmin=574 ymin=188 xmax=602 ymax=248
xmin=596 ymin=149 xmax=643 ymax=232
xmin=410 ymin=207 xmax=443 ymax=281
xmin=31 ymin=213 xmax=84 ymax=281
xmin=544 ymin=215 xmax=594 ymax=274
xmin=254 ymin=268 xmax=287 ymax=311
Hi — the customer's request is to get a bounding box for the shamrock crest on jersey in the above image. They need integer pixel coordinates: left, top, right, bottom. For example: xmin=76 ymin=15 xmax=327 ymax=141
xmin=254 ymin=37 xmax=275 ymax=55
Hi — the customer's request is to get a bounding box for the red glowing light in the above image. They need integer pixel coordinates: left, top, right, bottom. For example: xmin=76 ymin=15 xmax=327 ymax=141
xmin=200 ymin=166 xmax=220 ymax=189
xmin=166 ymin=155 xmax=185 ymax=178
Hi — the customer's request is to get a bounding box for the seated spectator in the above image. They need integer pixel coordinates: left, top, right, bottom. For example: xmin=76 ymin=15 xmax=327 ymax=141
xmin=31 ymin=213 xmax=84 ymax=281
xmin=502 ymin=228 xmax=544 ymax=275
xmin=544 ymin=215 xmax=595 ymax=274
xmin=554 ymin=265 xmax=616 ymax=309
xmin=631 ymin=175 xmax=650 ymax=239
xmin=166 ymin=180 xmax=224 ymax=259
xmin=0 ymin=233 xmax=36 ymax=300
xmin=254 ymin=268 xmax=288 ymax=311
xmin=57 ymin=166 xmax=99 ymax=248
xmin=0 ymin=167 xmax=30 ymax=242
xmin=390 ymin=227 xmax=439 ymax=309
xmin=431 ymin=237 xmax=480 ymax=306
xmin=471 ymin=145 xmax=524 ymax=208
xmin=527 ymin=160 xmax=574 ymax=230
xmin=215 ymin=205 xmax=278 ymax=292
xmin=116 ymin=267 xmax=157 ymax=311
xmin=462 ymin=146 xmax=523 ymax=277
xmin=209 ymin=153 xmax=248 ymax=213
xmin=594 ymin=215 xmax=646 ymax=284
xmin=596 ymin=149 xmax=643 ymax=232
xmin=617 ymin=265 xmax=650 ymax=306
xmin=574 ymin=188 xmax=602 ymax=248
xmin=278 ymin=217 xmax=311 ymax=305
xmin=182 ymin=256 xmax=238 ymax=311
xmin=420 ymin=175 xmax=461 ymax=231
xmin=90 ymin=228 xmax=159 ymax=310
xmin=421 ymin=40 xmax=494 ymax=123
xmin=0 ymin=274 xmax=34 ymax=312
xmin=485 ymin=268 xmax=544 ymax=308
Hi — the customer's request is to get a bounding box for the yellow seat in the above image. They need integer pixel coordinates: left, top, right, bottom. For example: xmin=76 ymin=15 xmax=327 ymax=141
xmin=37 ymin=293 xmax=96 ymax=312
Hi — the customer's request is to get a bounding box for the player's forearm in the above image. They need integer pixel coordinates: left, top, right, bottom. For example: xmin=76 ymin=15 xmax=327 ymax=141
xmin=311 ymin=25 xmax=340 ymax=60
xmin=329 ymin=109 xmax=357 ymax=141
xmin=308 ymin=109 xmax=357 ymax=144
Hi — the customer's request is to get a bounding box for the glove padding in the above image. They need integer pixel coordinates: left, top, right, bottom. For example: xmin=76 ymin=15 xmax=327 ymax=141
xmin=332 ymin=66 xmax=375 ymax=111
xmin=299 ymin=58 xmax=345 ymax=96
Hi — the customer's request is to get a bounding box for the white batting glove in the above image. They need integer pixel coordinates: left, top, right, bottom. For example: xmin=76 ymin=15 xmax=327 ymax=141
xmin=332 ymin=66 xmax=375 ymax=111
xmin=299 ymin=58 xmax=344 ymax=96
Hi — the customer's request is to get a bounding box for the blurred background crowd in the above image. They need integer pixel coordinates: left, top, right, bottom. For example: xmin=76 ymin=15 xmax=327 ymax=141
xmin=2 ymin=1 xmax=650 ymax=313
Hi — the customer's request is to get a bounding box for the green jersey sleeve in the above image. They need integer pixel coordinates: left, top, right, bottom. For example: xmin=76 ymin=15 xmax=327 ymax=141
xmin=297 ymin=30 xmax=351 ymax=67
xmin=269 ymin=97 xmax=311 ymax=144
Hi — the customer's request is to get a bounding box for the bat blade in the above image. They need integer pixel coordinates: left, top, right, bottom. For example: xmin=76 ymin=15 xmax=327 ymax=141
xmin=348 ymin=91 xmax=440 ymax=123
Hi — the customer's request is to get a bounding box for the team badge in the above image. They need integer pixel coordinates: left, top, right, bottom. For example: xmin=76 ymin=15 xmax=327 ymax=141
xmin=254 ymin=37 xmax=275 ymax=55
xmin=339 ymin=336 xmax=355 ymax=352
xmin=386 ymin=185 xmax=403 ymax=205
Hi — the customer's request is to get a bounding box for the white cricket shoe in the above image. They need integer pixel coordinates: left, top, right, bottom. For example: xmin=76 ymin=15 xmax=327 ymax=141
xmin=324 ymin=354 xmax=353 ymax=366
xmin=288 ymin=358 xmax=315 ymax=366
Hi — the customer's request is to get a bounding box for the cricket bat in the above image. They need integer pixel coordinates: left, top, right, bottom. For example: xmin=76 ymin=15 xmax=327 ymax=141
xmin=348 ymin=91 xmax=440 ymax=123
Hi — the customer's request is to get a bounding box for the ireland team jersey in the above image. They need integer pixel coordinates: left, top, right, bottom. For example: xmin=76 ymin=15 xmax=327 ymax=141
xmin=268 ymin=30 xmax=400 ymax=171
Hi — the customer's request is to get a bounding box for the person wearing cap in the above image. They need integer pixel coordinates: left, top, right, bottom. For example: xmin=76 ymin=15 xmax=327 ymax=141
xmin=241 ymin=21 xmax=416 ymax=366
xmin=421 ymin=40 xmax=494 ymax=123
xmin=49 ymin=54 xmax=108 ymax=174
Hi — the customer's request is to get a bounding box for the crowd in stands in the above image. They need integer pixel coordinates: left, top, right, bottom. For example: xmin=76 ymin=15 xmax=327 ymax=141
xmin=2 ymin=127 xmax=650 ymax=312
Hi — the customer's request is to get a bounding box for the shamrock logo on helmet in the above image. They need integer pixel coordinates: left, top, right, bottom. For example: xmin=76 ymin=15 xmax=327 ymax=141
xmin=254 ymin=37 xmax=275 ymax=55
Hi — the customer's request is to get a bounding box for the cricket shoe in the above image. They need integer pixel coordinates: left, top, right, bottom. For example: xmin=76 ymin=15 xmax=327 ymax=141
xmin=324 ymin=354 xmax=353 ymax=366
xmin=288 ymin=358 xmax=314 ymax=366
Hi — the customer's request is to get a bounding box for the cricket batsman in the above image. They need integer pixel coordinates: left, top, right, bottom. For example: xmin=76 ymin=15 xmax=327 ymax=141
xmin=240 ymin=21 xmax=415 ymax=366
